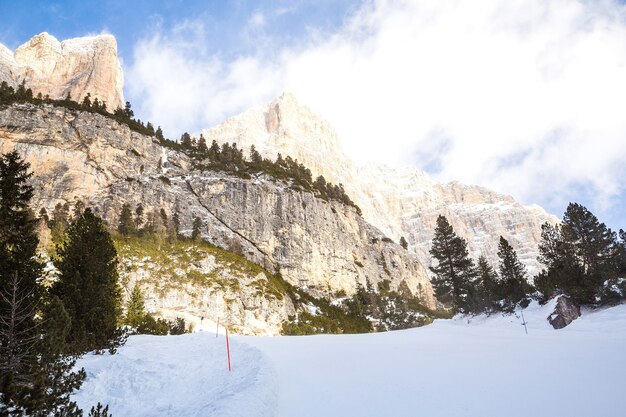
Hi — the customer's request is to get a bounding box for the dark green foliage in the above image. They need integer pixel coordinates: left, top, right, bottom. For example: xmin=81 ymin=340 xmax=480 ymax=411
xmin=0 ymin=151 xmax=84 ymax=415
xmin=169 ymin=317 xmax=186 ymax=335
xmin=470 ymin=256 xmax=500 ymax=313
xmin=134 ymin=204 xmax=144 ymax=231
xmin=536 ymin=203 xmax=621 ymax=305
xmin=125 ymin=284 xmax=146 ymax=328
xmin=429 ymin=215 xmax=475 ymax=312
xmin=497 ymin=237 xmax=532 ymax=310
xmin=191 ymin=143 xmax=362 ymax=214
xmin=0 ymin=151 xmax=42 ymax=410
xmin=0 ymin=81 xmax=156 ymax=137
xmin=117 ymin=203 xmax=135 ymax=236
xmin=400 ymin=236 xmax=408 ymax=250
xmin=191 ymin=217 xmax=202 ymax=241
xmin=282 ymin=278 xmax=444 ymax=335
xmin=52 ymin=208 xmax=123 ymax=354
xmin=88 ymin=402 xmax=112 ymax=417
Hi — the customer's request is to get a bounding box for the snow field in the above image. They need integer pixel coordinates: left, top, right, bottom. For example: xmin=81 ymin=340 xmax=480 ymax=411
xmin=72 ymin=332 xmax=277 ymax=417
xmin=73 ymin=300 xmax=626 ymax=417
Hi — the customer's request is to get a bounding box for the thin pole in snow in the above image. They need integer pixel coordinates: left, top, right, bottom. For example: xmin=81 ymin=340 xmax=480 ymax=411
xmin=521 ymin=310 xmax=528 ymax=335
xmin=216 ymin=317 xmax=220 ymax=338
xmin=225 ymin=325 xmax=231 ymax=372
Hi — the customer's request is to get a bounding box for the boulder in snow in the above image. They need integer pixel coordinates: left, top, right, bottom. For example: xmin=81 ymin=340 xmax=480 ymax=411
xmin=547 ymin=295 xmax=581 ymax=329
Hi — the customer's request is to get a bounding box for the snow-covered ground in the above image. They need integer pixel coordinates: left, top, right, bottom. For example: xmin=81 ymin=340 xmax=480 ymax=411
xmin=73 ymin=300 xmax=626 ymax=416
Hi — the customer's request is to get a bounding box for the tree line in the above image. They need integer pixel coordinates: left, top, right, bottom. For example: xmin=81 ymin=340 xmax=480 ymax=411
xmin=429 ymin=204 xmax=626 ymax=315
xmin=0 ymin=81 xmax=363 ymax=215
xmin=180 ymin=133 xmax=361 ymax=214
xmin=0 ymin=81 xmax=156 ymax=138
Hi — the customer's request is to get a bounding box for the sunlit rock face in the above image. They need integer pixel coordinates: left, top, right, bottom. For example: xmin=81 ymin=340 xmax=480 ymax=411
xmin=0 ymin=103 xmax=436 ymax=313
xmin=202 ymin=93 xmax=558 ymax=277
xmin=0 ymin=32 xmax=124 ymax=110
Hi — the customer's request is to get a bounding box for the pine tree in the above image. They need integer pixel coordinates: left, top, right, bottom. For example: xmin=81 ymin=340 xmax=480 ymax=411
xmin=400 ymin=236 xmax=408 ymax=250
xmin=192 ymin=217 xmax=202 ymax=241
xmin=429 ymin=215 xmax=475 ymax=311
xmin=473 ymin=256 xmax=500 ymax=312
xmin=125 ymin=284 xmax=146 ymax=329
xmin=0 ymin=151 xmax=84 ymax=415
xmin=118 ymin=203 xmax=135 ymax=236
xmin=497 ymin=237 xmax=531 ymax=309
xmin=537 ymin=203 xmax=620 ymax=304
xmin=0 ymin=151 xmax=41 ymax=409
xmin=52 ymin=208 xmax=123 ymax=353
xmin=135 ymin=203 xmax=144 ymax=232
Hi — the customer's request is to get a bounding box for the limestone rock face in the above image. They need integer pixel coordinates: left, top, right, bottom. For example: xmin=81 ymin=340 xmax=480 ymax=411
xmin=547 ymin=295 xmax=581 ymax=329
xmin=0 ymin=33 xmax=124 ymax=109
xmin=0 ymin=104 xmax=435 ymax=319
xmin=203 ymin=93 xmax=559 ymax=276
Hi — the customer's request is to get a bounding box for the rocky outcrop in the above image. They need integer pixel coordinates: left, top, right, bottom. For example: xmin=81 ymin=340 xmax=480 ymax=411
xmin=547 ymin=295 xmax=581 ymax=329
xmin=116 ymin=239 xmax=295 ymax=336
xmin=202 ymin=93 xmax=559 ymax=276
xmin=0 ymin=103 xmax=435 ymax=312
xmin=0 ymin=33 xmax=124 ymax=109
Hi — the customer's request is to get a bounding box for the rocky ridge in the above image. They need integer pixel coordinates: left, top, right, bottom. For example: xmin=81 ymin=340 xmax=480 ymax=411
xmin=0 ymin=32 xmax=124 ymax=110
xmin=202 ymin=93 xmax=559 ymax=276
xmin=0 ymin=103 xmax=436 ymax=334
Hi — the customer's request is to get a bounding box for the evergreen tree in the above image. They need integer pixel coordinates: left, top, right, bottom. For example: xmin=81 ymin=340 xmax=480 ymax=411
xmin=118 ymin=203 xmax=135 ymax=236
xmin=197 ymin=134 xmax=208 ymax=155
xmin=473 ymin=256 xmax=500 ymax=312
xmin=400 ymin=236 xmax=408 ymax=250
xmin=537 ymin=203 xmax=620 ymax=304
xmin=81 ymin=93 xmax=92 ymax=110
xmin=429 ymin=215 xmax=475 ymax=311
xmin=0 ymin=151 xmax=41 ymax=409
xmin=125 ymin=284 xmax=146 ymax=328
xmin=135 ymin=203 xmax=144 ymax=232
xmin=171 ymin=211 xmax=181 ymax=240
xmin=123 ymin=101 xmax=134 ymax=119
xmin=180 ymin=132 xmax=192 ymax=149
xmin=192 ymin=217 xmax=202 ymax=241
xmin=52 ymin=208 xmax=123 ymax=353
xmin=0 ymin=151 xmax=84 ymax=415
xmin=497 ymin=237 xmax=531 ymax=309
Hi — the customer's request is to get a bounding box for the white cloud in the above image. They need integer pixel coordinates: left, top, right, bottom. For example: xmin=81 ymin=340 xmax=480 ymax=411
xmin=128 ymin=0 xmax=626 ymax=226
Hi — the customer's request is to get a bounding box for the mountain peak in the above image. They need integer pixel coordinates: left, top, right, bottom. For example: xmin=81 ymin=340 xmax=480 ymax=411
xmin=0 ymin=32 xmax=124 ymax=109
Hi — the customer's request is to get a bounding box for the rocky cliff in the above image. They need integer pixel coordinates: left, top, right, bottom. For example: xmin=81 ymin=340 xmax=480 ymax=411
xmin=0 ymin=33 xmax=124 ymax=110
xmin=0 ymin=103 xmax=436 ymax=334
xmin=202 ymin=93 xmax=559 ymax=276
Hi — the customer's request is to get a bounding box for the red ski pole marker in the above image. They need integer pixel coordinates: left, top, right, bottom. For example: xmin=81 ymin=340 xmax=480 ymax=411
xmin=225 ymin=325 xmax=231 ymax=372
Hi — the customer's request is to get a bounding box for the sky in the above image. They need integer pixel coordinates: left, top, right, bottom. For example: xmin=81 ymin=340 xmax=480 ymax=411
xmin=0 ymin=0 xmax=624 ymax=231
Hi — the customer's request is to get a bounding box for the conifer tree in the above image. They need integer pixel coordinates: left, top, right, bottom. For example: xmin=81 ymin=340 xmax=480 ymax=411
xmin=497 ymin=237 xmax=531 ymax=309
xmin=125 ymin=284 xmax=146 ymax=328
xmin=52 ymin=208 xmax=123 ymax=353
xmin=118 ymin=203 xmax=135 ymax=236
xmin=400 ymin=236 xmax=408 ymax=250
xmin=429 ymin=215 xmax=475 ymax=311
xmin=537 ymin=203 xmax=620 ymax=304
xmin=0 ymin=151 xmax=84 ymax=415
xmin=0 ymin=151 xmax=41 ymax=408
xmin=473 ymin=255 xmax=500 ymax=312
xmin=192 ymin=217 xmax=202 ymax=241
xmin=135 ymin=203 xmax=144 ymax=232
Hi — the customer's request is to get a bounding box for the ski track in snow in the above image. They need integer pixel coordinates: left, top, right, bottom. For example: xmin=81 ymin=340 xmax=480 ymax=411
xmin=72 ymin=333 xmax=277 ymax=417
xmin=73 ymin=301 xmax=626 ymax=417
